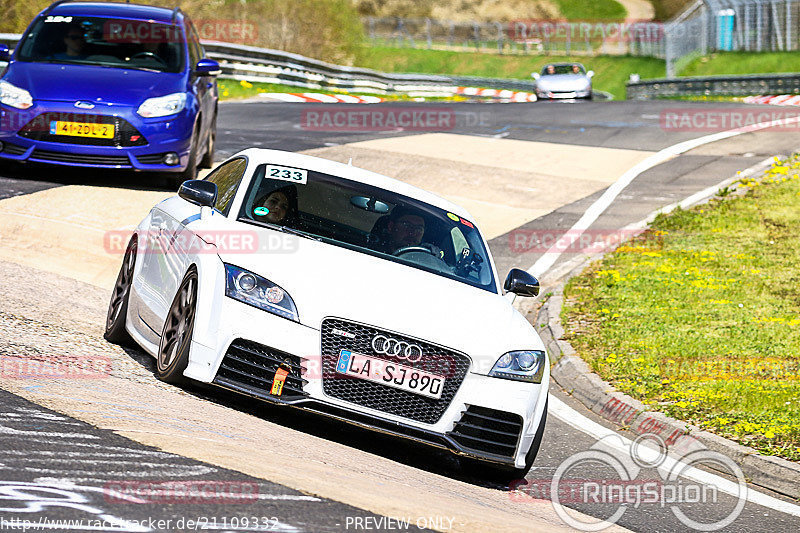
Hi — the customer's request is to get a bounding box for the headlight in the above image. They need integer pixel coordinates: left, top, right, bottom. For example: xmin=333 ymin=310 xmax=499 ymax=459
xmin=0 ymin=81 xmax=33 ymax=109
xmin=224 ymin=264 xmax=299 ymax=322
xmin=136 ymin=92 xmax=186 ymax=118
xmin=489 ymin=350 xmax=547 ymax=383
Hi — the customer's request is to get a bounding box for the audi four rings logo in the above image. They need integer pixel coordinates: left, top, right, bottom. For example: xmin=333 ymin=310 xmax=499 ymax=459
xmin=371 ymin=335 xmax=423 ymax=362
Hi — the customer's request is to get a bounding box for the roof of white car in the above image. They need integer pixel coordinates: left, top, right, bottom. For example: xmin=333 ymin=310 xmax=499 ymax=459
xmin=232 ymin=148 xmax=474 ymax=220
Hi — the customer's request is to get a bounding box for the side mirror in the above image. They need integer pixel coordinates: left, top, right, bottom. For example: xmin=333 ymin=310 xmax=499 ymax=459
xmin=179 ymin=179 xmax=217 ymax=207
xmin=504 ymin=268 xmax=540 ymax=297
xmin=532 ymin=72 xmax=540 ymax=80
xmin=195 ymin=58 xmax=221 ymax=76
xmin=586 ymin=70 xmax=594 ymax=78
xmin=0 ymin=44 xmax=10 ymax=62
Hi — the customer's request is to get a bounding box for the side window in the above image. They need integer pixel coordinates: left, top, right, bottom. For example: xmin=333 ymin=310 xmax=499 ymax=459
xmin=184 ymin=19 xmax=202 ymax=66
xmin=451 ymin=226 xmax=469 ymax=259
xmin=206 ymin=158 xmax=247 ymax=215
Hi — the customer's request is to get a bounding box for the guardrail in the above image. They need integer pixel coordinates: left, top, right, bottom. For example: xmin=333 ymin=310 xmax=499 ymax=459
xmin=627 ymin=72 xmax=800 ymax=99
xmin=0 ymin=34 xmax=537 ymax=97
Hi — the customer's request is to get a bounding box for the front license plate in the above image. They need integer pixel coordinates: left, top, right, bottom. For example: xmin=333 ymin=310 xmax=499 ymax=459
xmin=336 ymin=350 xmax=445 ymax=400
xmin=50 ymin=121 xmax=115 ymax=139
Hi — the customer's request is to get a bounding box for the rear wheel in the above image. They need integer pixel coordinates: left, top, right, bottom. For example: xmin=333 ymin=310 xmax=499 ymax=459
xmin=156 ymin=269 xmax=198 ymax=384
xmin=104 ymin=238 xmax=137 ymax=345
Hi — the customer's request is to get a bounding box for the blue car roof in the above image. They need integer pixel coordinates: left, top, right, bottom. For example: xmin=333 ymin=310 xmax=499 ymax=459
xmin=47 ymin=2 xmax=181 ymax=24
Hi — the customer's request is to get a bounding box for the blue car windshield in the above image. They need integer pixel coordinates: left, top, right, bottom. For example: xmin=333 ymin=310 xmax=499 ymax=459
xmin=236 ymin=164 xmax=498 ymax=293
xmin=17 ymin=16 xmax=185 ymax=73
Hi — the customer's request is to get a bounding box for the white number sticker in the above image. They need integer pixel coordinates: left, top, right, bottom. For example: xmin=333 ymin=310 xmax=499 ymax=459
xmin=265 ymin=165 xmax=307 ymax=184
xmin=45 ymin=16 xmax=73 ymax=23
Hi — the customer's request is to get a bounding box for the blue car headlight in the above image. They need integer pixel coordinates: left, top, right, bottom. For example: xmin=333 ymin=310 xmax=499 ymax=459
xmin=224 ymin=264 xmax=299 ymax=322
xmin=489 ymin=350 xmax=547 ymax=383
xmin=0 ymin=81 xmax=33 ymax=110
xmin=137 ymin=92 xmax=186 ymax=118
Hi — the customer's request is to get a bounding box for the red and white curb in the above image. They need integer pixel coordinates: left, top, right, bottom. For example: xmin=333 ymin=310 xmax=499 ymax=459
xmin=456 ymin=87 xmax=537 ymax=102
xmin=258 ymin=93 xmax=384 ymax=103
xmin=743 ymin=94 xmax=800 ymax=106
xmin=255 ymin=89 xmax=538 ymax=103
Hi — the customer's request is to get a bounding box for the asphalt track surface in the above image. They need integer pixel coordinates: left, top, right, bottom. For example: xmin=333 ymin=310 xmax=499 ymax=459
xmin=1 ymin=100 xmax=799 ymax=532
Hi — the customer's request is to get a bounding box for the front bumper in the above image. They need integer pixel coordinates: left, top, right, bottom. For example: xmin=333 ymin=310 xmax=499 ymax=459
xmin=0 ymin=101 xmax=194 ymax=171
xmin=185 ymin=295 xmax=549 ymax=468
xmin=536 ymin=89 xmax=592 ymax=99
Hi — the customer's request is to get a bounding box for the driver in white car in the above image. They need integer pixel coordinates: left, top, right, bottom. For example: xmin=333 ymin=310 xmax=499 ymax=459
xmin=372 ymin=206 xmax=428 ymax=254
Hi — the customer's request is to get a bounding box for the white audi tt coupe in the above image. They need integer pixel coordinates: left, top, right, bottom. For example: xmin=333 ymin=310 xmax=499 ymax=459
xmin=105 ymin=148 xmax=549 ymax=478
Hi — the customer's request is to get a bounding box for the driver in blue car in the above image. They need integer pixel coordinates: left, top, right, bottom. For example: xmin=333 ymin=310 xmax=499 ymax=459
xmin=54 ymin=24 xmax=89 ymax=60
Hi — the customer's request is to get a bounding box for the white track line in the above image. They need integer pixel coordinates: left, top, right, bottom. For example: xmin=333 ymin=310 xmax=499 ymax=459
xmin=528 ymin=115 xmax=800 ymax=277
xmin=549 ymin=396 xmax=800 ymax=517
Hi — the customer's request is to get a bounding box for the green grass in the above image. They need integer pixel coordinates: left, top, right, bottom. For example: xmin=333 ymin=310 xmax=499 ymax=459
xmin=681 ymin=51 xmax=800 ymax=77
xmin=216 ymin=79 xmax=468 ymax=102
xmin=356 ymin=46 xmax=665 ymax=100
xmin=562 ymin=156 xmax=800 ymax=461
xmin=553 ymin=0 xmax=627 ymax=21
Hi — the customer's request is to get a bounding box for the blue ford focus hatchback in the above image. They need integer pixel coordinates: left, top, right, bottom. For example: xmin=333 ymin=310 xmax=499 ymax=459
xmin=0 ymin=1 xmax=219 ymax=186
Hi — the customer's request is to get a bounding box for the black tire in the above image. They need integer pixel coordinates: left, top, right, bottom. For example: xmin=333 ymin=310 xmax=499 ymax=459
xmin=461 ymin=398 xmax=549 ymax=483
xmin=198 ymin=115 xmax=216 ymax=169
xmin=104 ymin=238 xmax=137 ymax=345
xmin=156 ymin=269 xmax=198 ymax=384
xmin=166 ymin=124 xmax=199 ymax=190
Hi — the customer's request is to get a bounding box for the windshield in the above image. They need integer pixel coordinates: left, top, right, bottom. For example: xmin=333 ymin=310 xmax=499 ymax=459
xmin=542 ymin=64 xmax=585 ymax=76
xmin=237 ymin=164 xmax=497 ymax=293
xmin=17 ymin=16 xmax=185 ymax=73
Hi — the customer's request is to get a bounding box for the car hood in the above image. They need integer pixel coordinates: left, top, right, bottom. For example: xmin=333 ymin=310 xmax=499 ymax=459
xmin=212 ymin=225 xmax=544 ymax=367
xmin=537 ymin=74 xmax=590 ymax=91
xmin=5 ymin=62 xmax=183 ymax=106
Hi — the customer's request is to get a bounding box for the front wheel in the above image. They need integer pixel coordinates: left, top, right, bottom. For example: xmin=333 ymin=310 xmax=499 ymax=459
xmin=156 ymin=269 xmax=198 ymax=384
xmin=104 ymin=238 xmax=137 ymax=345
xmin=165 ymin=125 xmax=199 ymax=190
xmin=199 ymin=115 xmax=216 ymax=169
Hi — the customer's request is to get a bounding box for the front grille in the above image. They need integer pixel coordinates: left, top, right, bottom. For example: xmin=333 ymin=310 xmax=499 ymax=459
xmin=213 ymin=339 xmax=308 ymax=400
xmin=0 ymin=142 xmax=26 ymax=155
xmin=137 ymin=153 xmax=168 ymax=165
xmin=321 ymin=318 xmax=470 ymax=424
xmin=19 ymin=112 xmax=147 ymax=147
xmin=447 ymin=405 xmax=522 ymax=459
xmin=30 ymin=149 xmax=130 ymax=166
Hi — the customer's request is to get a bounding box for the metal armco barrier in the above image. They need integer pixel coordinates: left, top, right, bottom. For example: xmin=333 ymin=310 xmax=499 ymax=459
xmin=0 ymin=34 xmax=536 ymax=97
xmin=627 ymin=72 xmax=800 ymax=99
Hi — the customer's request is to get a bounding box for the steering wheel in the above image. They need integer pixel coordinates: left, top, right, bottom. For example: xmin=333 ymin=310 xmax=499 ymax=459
xmin=131 ymin=52 xmax=167 ymax=66
xmin=393 ymin=245 xmax=438 ymax=258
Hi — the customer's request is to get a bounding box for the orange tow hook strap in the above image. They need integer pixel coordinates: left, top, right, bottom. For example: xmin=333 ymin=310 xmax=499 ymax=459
xmin=270 ymin=367 xmax=290 ymax=396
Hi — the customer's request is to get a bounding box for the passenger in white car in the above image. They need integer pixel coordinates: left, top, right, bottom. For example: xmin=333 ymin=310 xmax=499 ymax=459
xmin=253 ymin=185 xmax=299 ymax=225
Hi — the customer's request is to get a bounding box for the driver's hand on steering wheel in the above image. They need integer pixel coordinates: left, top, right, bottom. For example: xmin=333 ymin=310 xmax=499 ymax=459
xmin=392 ymin=242 xmax=443 ymax=260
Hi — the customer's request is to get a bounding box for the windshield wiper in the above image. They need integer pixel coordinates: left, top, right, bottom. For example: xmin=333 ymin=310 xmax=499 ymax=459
xmin=246 ymin=219 xmax=323 ymax=242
